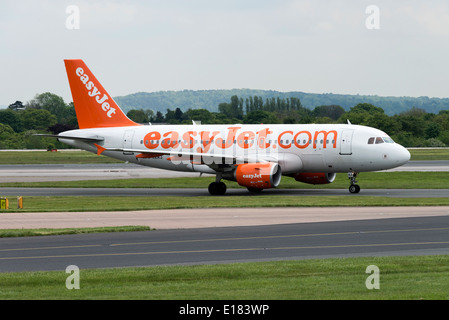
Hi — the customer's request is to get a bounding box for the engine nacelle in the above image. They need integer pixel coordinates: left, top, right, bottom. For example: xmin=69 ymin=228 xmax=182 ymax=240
xmin=292 ymin=172 xmax=336 ymax=185
xmin=234 ymin=162 xmax=282 ymax=189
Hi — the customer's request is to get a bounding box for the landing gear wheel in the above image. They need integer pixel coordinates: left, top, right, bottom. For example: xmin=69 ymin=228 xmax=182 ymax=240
xmin=208 ymin=181 xmax=227 ymax=195
xmin=349 ymin=184 xmax=360 ymax=194
xmin=247 ymin=187 xmax=263 ymax=193
xmin=347 ymin=171 xmax=361 ymax=194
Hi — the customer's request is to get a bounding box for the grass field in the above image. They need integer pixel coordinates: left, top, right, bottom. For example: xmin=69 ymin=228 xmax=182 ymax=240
xmin=1 ymin=195 xmax=449 ymax=213
xmin=1 ymin=171 xmax=448 ymax=189
xmin=0 ymin=150 xmax=122 ymax=164
xmin=408 ymin=148 xmax=449 ymax=160
xmin=0 ymin=226 xmax=151 ymax=238
xmin=1 ymin=255 xmax=449 ymax=299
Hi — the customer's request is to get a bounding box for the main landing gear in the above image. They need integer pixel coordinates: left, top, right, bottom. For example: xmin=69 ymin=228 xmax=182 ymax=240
xmin=208 ymin=173 xmax=227 ymax=195
xmin=348 ymin=171 xmax=361 ymax=194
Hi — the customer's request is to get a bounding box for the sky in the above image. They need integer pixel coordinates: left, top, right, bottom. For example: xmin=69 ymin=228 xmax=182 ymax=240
xmin=1 ymin=0 xmax=449 ymax=107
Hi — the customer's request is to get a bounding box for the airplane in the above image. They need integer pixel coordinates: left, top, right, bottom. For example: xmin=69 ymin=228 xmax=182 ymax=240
xmin=40 ymin=59 xmax=411 ymax=195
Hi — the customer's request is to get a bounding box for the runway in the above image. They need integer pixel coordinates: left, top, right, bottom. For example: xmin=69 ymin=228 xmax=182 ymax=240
xmin=1 ymin=214 xmax=449 ymax=272
xmin=0 ymin=187 xmax=448 ymax=198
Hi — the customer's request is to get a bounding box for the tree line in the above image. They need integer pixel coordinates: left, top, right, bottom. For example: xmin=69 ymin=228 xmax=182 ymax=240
xmin=114 ymin=89 xmax=449 ymax=116
xmin=1 ymin=92 xmax=449 ymax=149
xmin=130 ymin=96 xmax=449 ymax=148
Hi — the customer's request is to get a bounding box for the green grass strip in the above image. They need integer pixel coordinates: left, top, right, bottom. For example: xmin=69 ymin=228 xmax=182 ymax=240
xmin=408 ymin=148 xmax=449 ymax=160
xmin=0 ymin=226 xmax=151 ymax=238
xmin=2 ymin=172 xmax=449 ymax=189
xmin=0 ymin=150 xmax=122 ymax=164
xmin=1 ymin=195 xmax=449 ymax=213
xmin=1 ymin=256 xmax=449 ymax=299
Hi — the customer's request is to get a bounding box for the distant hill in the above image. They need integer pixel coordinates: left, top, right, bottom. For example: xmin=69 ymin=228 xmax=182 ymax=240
xmin=114 ymin=89 xmax=449 ymax=116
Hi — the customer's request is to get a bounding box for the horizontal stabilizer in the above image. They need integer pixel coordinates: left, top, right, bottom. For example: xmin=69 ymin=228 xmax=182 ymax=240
xmin=33 ymin=134 xmax=104 ymax=142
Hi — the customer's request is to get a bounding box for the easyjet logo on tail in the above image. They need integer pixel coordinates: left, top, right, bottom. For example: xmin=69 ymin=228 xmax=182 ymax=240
xmin=75 ymin=67 xmax=116 ymax=118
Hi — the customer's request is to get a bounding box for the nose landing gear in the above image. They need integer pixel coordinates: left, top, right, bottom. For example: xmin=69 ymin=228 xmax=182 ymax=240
xmin=348 ymin=171 xmax=360 ymax=193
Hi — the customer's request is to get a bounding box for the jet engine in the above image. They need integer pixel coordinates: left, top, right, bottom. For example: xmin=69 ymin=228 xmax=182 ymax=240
xmin=231 ymin=162 xmax=282 ymax=190
xmin=292 ymin=172 xmax=336 ymax=185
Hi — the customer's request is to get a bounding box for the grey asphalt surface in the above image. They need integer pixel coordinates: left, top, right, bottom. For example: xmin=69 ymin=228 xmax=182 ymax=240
xmin=0 ymin=187 xmax=448 ymax=197
xmin=1 ymin=215 xmax=449 ymax=272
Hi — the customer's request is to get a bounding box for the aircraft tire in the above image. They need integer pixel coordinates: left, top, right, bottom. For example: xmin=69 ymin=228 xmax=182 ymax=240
xmin=208 ymin=182 xmax=227 ymax=195
xmin=349 ymin=184 xmax=361 ymax=194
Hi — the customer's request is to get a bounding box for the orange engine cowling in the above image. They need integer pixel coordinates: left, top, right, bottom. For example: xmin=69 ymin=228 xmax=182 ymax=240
xmin=292 ymin=172 xmax=336 ymax=185
xmin=235 ymin=162 xmax=282 ymax=189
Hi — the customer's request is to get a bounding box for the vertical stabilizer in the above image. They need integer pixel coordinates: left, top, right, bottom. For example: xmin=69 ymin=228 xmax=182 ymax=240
xmin=64 ymin=59 xmax=140 ymax=129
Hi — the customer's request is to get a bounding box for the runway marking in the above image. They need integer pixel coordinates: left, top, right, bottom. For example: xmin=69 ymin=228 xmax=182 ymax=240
xmin=0 ymin=244 xmax=102 ymax=252
xmin=108 ymin=227 xmax=449 ymax=247
xmin=1 ymin=227 xmax=448 ymax=254
xmin=2 ymin=241 xmax=449 ymax=261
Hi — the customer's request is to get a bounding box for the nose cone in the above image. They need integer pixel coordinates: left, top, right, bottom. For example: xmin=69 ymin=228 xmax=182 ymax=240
xmin=395 ymin=145 xmax=411 ymax=166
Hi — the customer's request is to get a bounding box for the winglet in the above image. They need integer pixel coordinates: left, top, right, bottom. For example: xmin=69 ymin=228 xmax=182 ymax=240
xmin=64 ymin=59 xmax=140 ymax=129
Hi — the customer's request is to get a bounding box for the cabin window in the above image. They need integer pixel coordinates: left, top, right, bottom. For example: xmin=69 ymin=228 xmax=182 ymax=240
xmin=368 ymin=137 xmax=375 ymax=144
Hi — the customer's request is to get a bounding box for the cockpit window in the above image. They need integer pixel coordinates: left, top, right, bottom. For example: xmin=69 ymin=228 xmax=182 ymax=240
xmin=369 ymin=136 xmax=395 ymax=145
xmin=375 ymin=137 xmax=384 ymax=144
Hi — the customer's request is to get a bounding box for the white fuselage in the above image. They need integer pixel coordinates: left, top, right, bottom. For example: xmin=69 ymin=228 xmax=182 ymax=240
xmin=59 ymin=123 xmax=411 ymax=175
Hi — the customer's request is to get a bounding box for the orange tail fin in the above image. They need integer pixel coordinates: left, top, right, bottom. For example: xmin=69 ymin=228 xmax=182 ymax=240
xmin=64 ymin=59 xmax=140 ymax=129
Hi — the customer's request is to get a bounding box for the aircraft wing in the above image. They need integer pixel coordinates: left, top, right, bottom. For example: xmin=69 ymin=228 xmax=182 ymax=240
xmin=96 ymin=144 xmax=277 ymax=166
